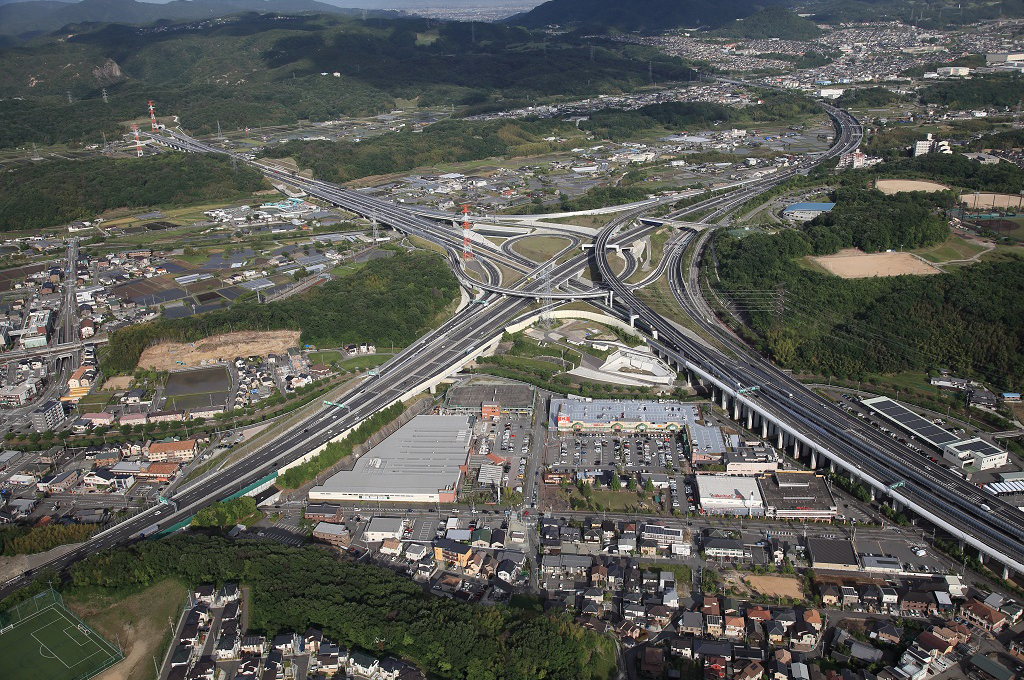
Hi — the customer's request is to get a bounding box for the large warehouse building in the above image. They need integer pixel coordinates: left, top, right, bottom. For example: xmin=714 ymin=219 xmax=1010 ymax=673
xmin=308 ymin=415 xmax=472 ymax=503
xmin=696 ymin=474 xmax=765 ymax=517
xmin=550 ymin=398 xmax=699 ymax=433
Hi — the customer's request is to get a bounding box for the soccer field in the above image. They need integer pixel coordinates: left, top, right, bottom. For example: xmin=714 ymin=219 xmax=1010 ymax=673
xmin=0 ymin=599 xmax=122 ymax=680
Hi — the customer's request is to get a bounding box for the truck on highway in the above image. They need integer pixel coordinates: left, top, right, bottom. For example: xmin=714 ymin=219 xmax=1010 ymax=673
xmin=138 ymin=524 xmax=161 ymax=538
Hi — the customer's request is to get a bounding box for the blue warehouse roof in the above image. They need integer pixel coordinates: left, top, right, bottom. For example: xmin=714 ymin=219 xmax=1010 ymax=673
xmin=783 ymin=202 xmax=836 ymax=212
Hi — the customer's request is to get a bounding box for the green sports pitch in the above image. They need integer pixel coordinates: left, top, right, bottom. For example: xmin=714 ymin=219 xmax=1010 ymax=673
xmin=0 ymin=590 xmax=122 ymax=680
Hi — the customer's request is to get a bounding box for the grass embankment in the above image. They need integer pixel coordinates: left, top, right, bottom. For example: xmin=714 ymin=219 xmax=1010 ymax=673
xmin=66 ymin=579 xmax=188 ymax=680
xmin=508 ymin=236 xmax=573 ymax=263
xmin=914 ymin=234 xmax=988 ymax=263
xmin=627 ymin=227 xmax=670 ymax=284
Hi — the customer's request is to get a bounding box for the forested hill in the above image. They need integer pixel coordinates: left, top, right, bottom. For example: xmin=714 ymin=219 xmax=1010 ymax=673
xmin=103 ymin=251 xmax=459 ymax=375
xmin=711 ymin=7 xmax=824 ymax=40
xmin=64 ymin=534 xmax=616 ymax=680
xmin=0 ymin=154 xmax=265 ymax=231
xmin=0 ymin=0 xmax=398 ymax=37
xmin=0 ymin=13 xmax=695 ymax=148
xmin=507 ymin=0 xmax=779 ymax=31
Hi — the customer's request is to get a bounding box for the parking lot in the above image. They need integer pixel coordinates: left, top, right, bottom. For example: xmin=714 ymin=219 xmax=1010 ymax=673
xmin=545 ymin=432 xmax=691 ymax=476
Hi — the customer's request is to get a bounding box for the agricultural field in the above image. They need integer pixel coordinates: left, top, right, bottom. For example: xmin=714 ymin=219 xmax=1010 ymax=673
xmin=163 ymin=366 xmax=231 ymax=411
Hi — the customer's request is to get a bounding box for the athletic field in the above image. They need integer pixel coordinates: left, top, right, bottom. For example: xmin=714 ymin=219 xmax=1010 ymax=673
xmin=0 ymin=590 xmax=122 ymax=680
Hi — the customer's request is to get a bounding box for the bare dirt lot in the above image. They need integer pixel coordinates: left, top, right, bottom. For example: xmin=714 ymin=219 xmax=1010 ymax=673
xmin=960 ymin=192 xmax=1024 ymax=209
xmin=102 ymin=376 xmax=133 ymax=390
xmin=137 ymin=330 xmax=301 ymax=371
xmin=875 ymin=179 xmax=949 ymax=194
xmin=811 ymin=248 xmax=941 ymax=278
xmin=743 ymin=575 xmax=805 ymax=600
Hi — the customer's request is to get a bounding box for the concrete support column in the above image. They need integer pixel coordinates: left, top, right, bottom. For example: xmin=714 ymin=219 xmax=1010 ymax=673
xmin=870 ymin=486 xmax=876 ymax=501
xmin=746 ymin=409 xmax=753 ymax=431
xmin=829 ymin=459 xmax=836 ymax=473
xmin=1003 ymin=565 xmax=1012 ymax=581
xmin=892 ymin=499 xmax=902 ymax=512
xmin=720 ymin=390 xmax=728 ymax=409
xmin=979 ymin=551 xmax=987 ymax=565
xmin=732 ymin=400 xmax=740 ymax=421
xmin=958 ymin=538 xmax=965 ymax=551
xmin=761 ymin=419 xmax=769 ymax=439
xmin=652 ymin=329 xmax=659 ymax=341
xmin=629 ymin=314 xmax=638 ymax=328
xmin=776 ymin=429 xmax=784 ymax=448
xmin=793 ymin=440 xmax=801 ymax=458
xmin=429 ymin=384 xmax=437 ymax=395
xmin=809 ymin=449 xmax=817 ymax=469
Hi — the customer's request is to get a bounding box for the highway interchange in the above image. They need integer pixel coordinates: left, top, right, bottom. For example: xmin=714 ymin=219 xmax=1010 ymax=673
xmin=5 ymin=96 xmax=1024 ymax=596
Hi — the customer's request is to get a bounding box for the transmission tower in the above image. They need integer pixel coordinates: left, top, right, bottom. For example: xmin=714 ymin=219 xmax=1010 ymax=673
xmin=539 ymin=260 xmax=555 ymax=328
xmin=101 ymin=88 xmax=108 ymax=104
xmin=148 ymin=100 xmax=159 ymax=131
xmin=66 ymin=90 xmax=73 ymax=104
xmin=131 ymin=124 xmax=144 ymax=157
xmin=1014 ymin=99 xmax=1023 ymax=129
xmin=371 ymin=216 xmax=379 ymax=243
xmin=461 ymin=205 xmax=473 ymax=259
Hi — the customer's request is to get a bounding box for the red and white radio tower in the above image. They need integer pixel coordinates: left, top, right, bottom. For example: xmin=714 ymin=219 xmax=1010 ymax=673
xmin=131 ymin=124 xmax=143 ymax=157
xmin=148 ymin=100 xmax=158 ymax=131
xmin=461 ymin=204 xmax=473 ymax=259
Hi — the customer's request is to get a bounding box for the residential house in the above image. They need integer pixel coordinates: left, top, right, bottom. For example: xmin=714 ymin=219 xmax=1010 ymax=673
xmin=679 ymin=611 xmax=704 ymax=636
xmin=820 ymin=584 xmax=840 ymax=606
xmin=960 ymin=598 xmax=1008 ymax=632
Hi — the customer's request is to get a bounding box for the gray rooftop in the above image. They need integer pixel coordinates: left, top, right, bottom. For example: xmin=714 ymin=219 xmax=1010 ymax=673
xmin=861 ymin=397 xmax=960 ymax=448
xmin=445 ymin=384 xmax=536 ymax=409
xmin=310 ymin=415 xmax=471 ymax=496
xmin=550 ymin=398 xmax=701 ymax=426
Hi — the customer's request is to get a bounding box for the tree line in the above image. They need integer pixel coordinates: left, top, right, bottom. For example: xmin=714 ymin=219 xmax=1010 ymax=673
xmin=67 ymin=534 xmax=617 ymax=680
xmin=103 ymin=252 xmax=459 ymax=375
xmin=0 ymin=155 xmax=264 ymax=230
xmin=0 ymin=524 xmax=98 ymax=556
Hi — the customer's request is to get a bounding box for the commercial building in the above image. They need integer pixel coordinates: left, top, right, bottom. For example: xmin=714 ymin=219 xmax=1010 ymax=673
xmin=30 ymin=399 xmax=64 ymax=433
xmin=782 ymin=202 xmax=835 ymax=222
xmin=313 ymin=522 xmax=351 ymax=547
xmin=696 ymin=475 xmax=764 ymax=516
xmin=943 ymin=438 xmax=1008 ymax=471
xmin=758 ymin=471 xmax=838 ymax=521
xmin=443 ymin=384 xmax=536 ymax=419
xmin=806 ymin=537 xmax=859 ymax=571
xmin=364 ymin=517 xmax=406 ymax=543
xmin=987 ymin=53 xmax=1024 ymax=64
xmin=937 ymin=66 xmax=971 ymax=76
xmin=862 ymin=396 xmax=1008 ymax=471
xmin=0 ymin=382 xmax=38 ymax=407
xmin=723 ymin=445 xmax=779 ymax=475
xmin=308 ymin=415 xmax=472 ymax=504
xmin=550 ymin=398 xmax=698 ymax=433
